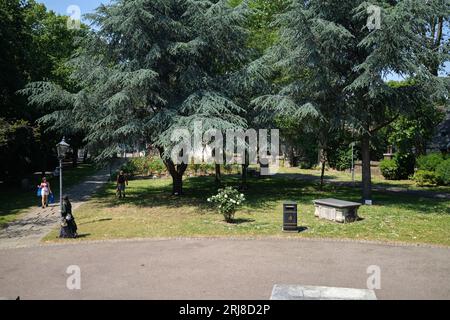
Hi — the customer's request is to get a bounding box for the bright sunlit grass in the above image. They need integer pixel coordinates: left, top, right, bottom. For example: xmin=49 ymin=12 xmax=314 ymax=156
xmin=43 ymin=169 xmax=450 ymax=246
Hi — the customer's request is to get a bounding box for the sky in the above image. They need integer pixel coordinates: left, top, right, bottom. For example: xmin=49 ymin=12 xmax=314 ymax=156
xmin=37 ymin=0 xmax=448 ymax=79
xmin=36 ymin=0 xmax=109 ymax=20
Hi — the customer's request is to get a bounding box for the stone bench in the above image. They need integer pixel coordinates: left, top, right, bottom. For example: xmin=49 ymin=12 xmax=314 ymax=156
xmin=313 ymin=198 xmax=361 ymax=223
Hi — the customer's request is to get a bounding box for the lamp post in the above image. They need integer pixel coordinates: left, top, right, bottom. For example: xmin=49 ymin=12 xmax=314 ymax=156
xmin=56 ymin=138 xmax=70 ymax=214
xmin=350 ymin=142 xmax=355 ymax=184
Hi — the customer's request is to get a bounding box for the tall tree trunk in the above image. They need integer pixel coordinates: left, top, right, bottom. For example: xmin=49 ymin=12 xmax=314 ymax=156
xmin=163 ymin=157 xmax=187 ymax=196
xmin=318 ymin=146 xmax=327 ymax=190
xmin=320 ymin=159 xmax=326 ymax=190
xmin=109 ymin=160 xmax=112 ymax=182
xmin=215 ymin=164 xmax=221 ymax=184
xmin=172 ymin=173 xmax=183 ymax=195
xmin=72 ymin=147 xmax=78 ymax=168
xmin=289 ymin=147 xmax=296 ymax=167
xmin=240 ymin=136 xmax=249 ymax=190
xmin=83 ymin=148 xmax=88 ymax=162
xmin=361 ymin=133 xmax=372 ymax=202
xmin=241 ymin=164 xmax=248 ymax=190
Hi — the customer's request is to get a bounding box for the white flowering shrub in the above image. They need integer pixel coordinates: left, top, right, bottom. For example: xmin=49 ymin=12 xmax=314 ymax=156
xmin=207 ymin=187 xmax=246 ymax=222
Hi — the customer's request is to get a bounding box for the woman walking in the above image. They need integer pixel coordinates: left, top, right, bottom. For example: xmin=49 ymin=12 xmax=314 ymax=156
xmin=38 ymin=177 xmax=52 ymax=209
xmin=60 ymin=195 xmax=78 ymax=238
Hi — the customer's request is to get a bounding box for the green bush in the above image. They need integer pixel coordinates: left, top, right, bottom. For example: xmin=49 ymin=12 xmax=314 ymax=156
xmin=394 ymin=153 xmax=415 ymax=179
xmin=334 ymin=149 xmax=353 ymax=171
xmin=436 ymin=159 xmax=450 ymax=185
xmin=120 ymin=161 xmax=138 ymax=177
xmin=380 ymin=159 xmax=399 ymax=180
xmin=200 ymin=163 xmax=215 ymax=174
xmin=380 ymin=153 xmax=415 ymax=180
xmin=207 ymin=187 xmax=246 ymax=222
xmin=223 ymin=164 xmax=234 ymax=174
xmin=120 ymin=157 xmax=167 ymax=177
xmin=298 ymin=161 xmax=313 ymax=169
xmin=412 ymin=170 xmax=438 ymax=186
xmin=133 ymin=157 xmax=149 ymax=175
xmin=417 ymin=153 xmax=445 ymax=171
xmin=148 ymin=157 xmax=166 ymax=174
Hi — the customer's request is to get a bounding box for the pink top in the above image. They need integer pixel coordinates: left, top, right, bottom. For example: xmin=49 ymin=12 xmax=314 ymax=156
xmin=40 ymin=182 xmax=49 ymax=193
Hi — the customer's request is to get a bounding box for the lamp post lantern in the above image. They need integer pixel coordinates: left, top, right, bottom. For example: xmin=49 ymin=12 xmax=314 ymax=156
xmin=56 ymin=138 xmax=70 ymax=214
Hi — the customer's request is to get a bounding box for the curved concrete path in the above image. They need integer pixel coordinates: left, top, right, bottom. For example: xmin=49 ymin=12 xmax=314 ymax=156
xmin=0 ymin=168 xmax=111 ymax=249
xmin=0 ymin=238 xmax=448 ymax=300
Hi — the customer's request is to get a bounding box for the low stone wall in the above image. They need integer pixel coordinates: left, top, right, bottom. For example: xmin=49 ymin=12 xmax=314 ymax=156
xmin=354 ymin=161 xmax=382 ymax=176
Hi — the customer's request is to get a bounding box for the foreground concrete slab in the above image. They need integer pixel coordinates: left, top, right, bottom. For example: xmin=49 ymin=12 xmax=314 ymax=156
xmin=271 ymin=285 xmax=377 ymax=300
xmin=0 ymin=238 xmax=449 ymax=300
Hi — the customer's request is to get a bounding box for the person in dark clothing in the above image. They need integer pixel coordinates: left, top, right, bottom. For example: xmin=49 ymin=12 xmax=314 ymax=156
xmin=59 ymin=195 xmax=78 ymax=238
xmin=116 ymin=170 xmax=128 ymax=198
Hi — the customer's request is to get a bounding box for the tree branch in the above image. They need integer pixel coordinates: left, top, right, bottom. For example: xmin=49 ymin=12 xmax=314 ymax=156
xmin=369 ymin=114 xmax=400 ymax=134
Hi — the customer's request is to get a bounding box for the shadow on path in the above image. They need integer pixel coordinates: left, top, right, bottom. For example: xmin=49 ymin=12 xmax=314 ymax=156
xmin=0 ymin=160 xmax=123 ymax=249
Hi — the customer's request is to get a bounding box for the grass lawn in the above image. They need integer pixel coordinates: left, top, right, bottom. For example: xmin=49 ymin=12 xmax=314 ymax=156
xmin=43 ymin=169 xmax=450 ymax=246
xmin=0 ymin=163 xmax=97 ymax=228
xmin=279 ymin=168 xmax=450 ymax=193
xmin=278 ymin=167 xmax=450 ymax=194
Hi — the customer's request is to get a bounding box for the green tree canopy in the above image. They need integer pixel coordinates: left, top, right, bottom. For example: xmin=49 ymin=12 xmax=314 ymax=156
xmin=24 ymin=0 xmax=252 ymax=194
xmin=252 ymin=0 xmax=449 ymax=200
xmin=1 ymin=0 xmax=85 ymax=180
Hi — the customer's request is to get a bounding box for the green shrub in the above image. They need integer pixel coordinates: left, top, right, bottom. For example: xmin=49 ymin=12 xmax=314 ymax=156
xmin=120 ymin=161 xmax=138 ymax=177
xmin=121 ymin=157 xmax=167 ymax=177
xmin=412 ymin=170 xmax=438 ymax=186
xmin=207 ymin=187 xmax=246 ymax=222
xmin=200 ymin=163 xmax=215 ymax=174
xmin=223 ymin=164 xmax=234 ymax=174
xmin=335 ymin=149 xmax=353 ymax=171
xmin=380 ymin=153 xmax=415 ymax=180
xmin=133 ymin=157 xmax=149 ymax=175
xmin=380 ymin=159 xmax=399 ymax=180
xmin=417 ymin=153 xmax=445 ymax=171
xmin=394 ymin=153 xmax=415 ymax=179
xmin=148 ymin=157 xmax=166 ymax=174
xmin=191 ymin=164 xmax=201 ymax=174
xmin=436 ymin=159 xmax=450 ymax=185
xmin=298 ymin=161 xmax=313 ymax=169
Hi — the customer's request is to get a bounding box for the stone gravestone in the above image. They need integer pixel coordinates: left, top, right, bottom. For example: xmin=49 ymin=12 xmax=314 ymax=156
xmin=313 ymin=198 xmax=361 ymax=223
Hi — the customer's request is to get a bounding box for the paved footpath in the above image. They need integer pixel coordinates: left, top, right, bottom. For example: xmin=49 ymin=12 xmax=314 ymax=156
xmin=0 ymin=168 xmax=112 ymax=249
xmin=0 ymin=238 xmax=449 ymax=300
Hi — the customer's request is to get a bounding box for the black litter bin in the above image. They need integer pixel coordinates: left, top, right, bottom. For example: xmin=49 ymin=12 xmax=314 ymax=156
xmin=283 ymin=201 xmax=298 ymax=232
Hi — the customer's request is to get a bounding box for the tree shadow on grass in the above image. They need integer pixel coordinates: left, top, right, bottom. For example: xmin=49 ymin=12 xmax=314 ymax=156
xmin=229 ymin=218 xmax=256 ymax=224
xmin=75 ymin=233 xmax=91 ymax=238
xmin=79 ymin=218 xmax=113 ymax=226
xmin=96 ymin=174 xmax=450 ymax=216
xmin=275 ymin=172 xmax=339 ymax=181
xmin=369 ymin=192 xmax=450 ymax=215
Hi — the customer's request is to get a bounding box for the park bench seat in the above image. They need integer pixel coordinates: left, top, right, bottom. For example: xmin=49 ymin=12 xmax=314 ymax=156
xmin=313 ymin=198 xmax=361 ymax=223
